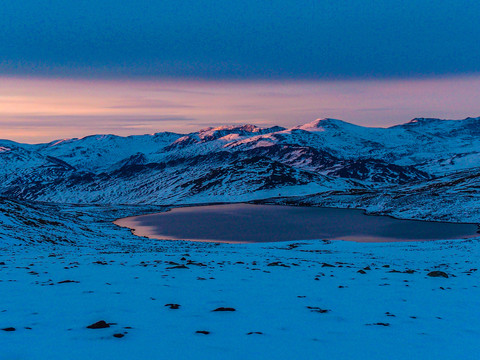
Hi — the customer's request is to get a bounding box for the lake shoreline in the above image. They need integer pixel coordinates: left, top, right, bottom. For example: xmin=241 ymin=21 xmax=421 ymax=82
xmin=114 ymin=202 xmax=479 ymax=244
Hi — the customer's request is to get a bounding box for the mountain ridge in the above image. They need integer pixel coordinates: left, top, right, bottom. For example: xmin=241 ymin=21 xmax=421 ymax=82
xmin=1 ymin=116 xmax=479 ymax=221
xmin=4 ymin=116 xmax=480 ymax=147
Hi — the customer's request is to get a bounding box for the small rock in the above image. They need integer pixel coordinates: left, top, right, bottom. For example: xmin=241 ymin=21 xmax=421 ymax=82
xmin=92 ymin=261 xmax=108 ymax=265
xmin=246 ymin=331 xmax=263 ymax=335
xmin=1 ymin=327 xmax=15 ymax=331
xmin=166 ymin=264 xmax=189 ymax=269
xmin=165 ymin=303 xmax=180 ymax=309
xmin=212 ymin=307 xmax=236 ymax=312
xmin=267 ymin=262 xmax=289 ymax=267
xmin=86 ymin=320 xmax=110 ymax=329
xmin=427 ymin=271 xmax=448 ymax=278
xmin=113 ymin=333 xmax=124 ymax=338
xmin=357 ymin=269 xmax=367 ymax=274
xmin=196 ymin=330 xmax=210 ymax=335
xmin=58 ymin=280 xmax=79 ymax=284
xmin=307 ymin=306 xmax=330 ymax=313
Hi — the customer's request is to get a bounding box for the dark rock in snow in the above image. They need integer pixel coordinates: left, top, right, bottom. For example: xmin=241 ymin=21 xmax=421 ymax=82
xmin=57 ymin=280 xmax=79 ymax=284
xmin=165 ymin=303 xmax=181 ymax=309
xmin=427 ymin=271 xmax=449 ymax=278
xmin=307 ymin=306 xmax=330 ymax=313
xmin=322 ymin=263 xmax=335 ymax=267
xmin=196 ymin=330 xmax=210 ymax=335
xmin=267 ymin=261 xmax=289 ymax=267
xmin=212 ymin=307 xmax=236 ymax=312
xmin=113 ymin=333 xmax=125 ymax=338
xmin=92 ymin=261 xmax=108 ymax=265
xmin=86 ymin=320 xmax=110 ymax=329
xmin=2 ymin=327 xmax=15 ymax=331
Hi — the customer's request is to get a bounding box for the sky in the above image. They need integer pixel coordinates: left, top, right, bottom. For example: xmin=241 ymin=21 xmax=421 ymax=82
xmin=1 ymin=1 xmax=480 ymax=142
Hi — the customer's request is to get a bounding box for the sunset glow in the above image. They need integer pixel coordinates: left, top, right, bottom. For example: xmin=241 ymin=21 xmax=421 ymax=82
xmin=2 ymin=75 xmax=480 ymax=143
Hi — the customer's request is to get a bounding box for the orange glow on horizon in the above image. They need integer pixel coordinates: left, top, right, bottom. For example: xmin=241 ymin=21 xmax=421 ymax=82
xmin=1 ymin=76 xmax=480 ymax=143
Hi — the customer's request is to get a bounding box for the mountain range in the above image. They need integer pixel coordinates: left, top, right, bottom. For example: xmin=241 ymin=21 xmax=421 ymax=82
xmin=1 ymin=117 xmax=480 ymax=222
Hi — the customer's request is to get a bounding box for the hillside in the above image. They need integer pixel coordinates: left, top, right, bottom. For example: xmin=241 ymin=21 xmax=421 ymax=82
xmin=1 ymin=117 xmax=480 ymax=221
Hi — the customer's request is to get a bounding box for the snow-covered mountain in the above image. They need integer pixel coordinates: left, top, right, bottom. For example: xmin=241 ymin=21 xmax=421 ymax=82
xmin=1 ymin=117 xmax=480 ymax=220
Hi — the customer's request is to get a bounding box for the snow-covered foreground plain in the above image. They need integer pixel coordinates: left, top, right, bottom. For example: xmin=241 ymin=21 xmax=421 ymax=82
xmin=1 ymin=228 xmax=479 ymax=359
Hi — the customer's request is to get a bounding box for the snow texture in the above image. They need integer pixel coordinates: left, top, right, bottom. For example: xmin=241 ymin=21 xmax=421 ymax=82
xmin=0 ymin=198 xmax=479 ymax=359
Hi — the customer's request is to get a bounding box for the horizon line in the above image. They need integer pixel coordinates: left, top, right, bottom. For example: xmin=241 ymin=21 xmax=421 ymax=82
xmin=3 ymin=115 xmax=479 ymax=146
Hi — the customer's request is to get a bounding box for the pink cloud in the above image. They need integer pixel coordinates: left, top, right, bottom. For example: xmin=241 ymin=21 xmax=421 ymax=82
xmin=1 ymin=75 xmax=479 ymax=143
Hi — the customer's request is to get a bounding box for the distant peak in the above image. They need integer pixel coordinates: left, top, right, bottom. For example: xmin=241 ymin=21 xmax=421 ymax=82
xmin=196 ymin=124 xmax=285 ymax=141
xmin=402 ymin=117 xmax=480 ymax=127
xmin=296 ymin=118 xmax=350 ymax=131
xmin=405 ymin=117 xmax=442 ymax=125
xmin=199 ymin=124 xmax=261 ymax=133
xmin=464 ymin=116 xmax=480 ymax=122
xmin=315 ymin=117 xmax=344 ymax=123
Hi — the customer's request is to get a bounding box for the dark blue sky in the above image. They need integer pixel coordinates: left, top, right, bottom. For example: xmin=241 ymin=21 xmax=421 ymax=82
xmin=1 ymin=0 xmax=480 ymax=80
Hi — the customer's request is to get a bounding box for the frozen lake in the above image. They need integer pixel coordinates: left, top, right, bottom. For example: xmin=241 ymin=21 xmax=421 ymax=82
xmin=115 ymin=203 xmax=478 ymax=243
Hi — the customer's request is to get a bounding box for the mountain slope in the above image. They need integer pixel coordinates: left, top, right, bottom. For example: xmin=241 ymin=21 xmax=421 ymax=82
xmin=1 ymin=117 xmax=479 ymax=220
